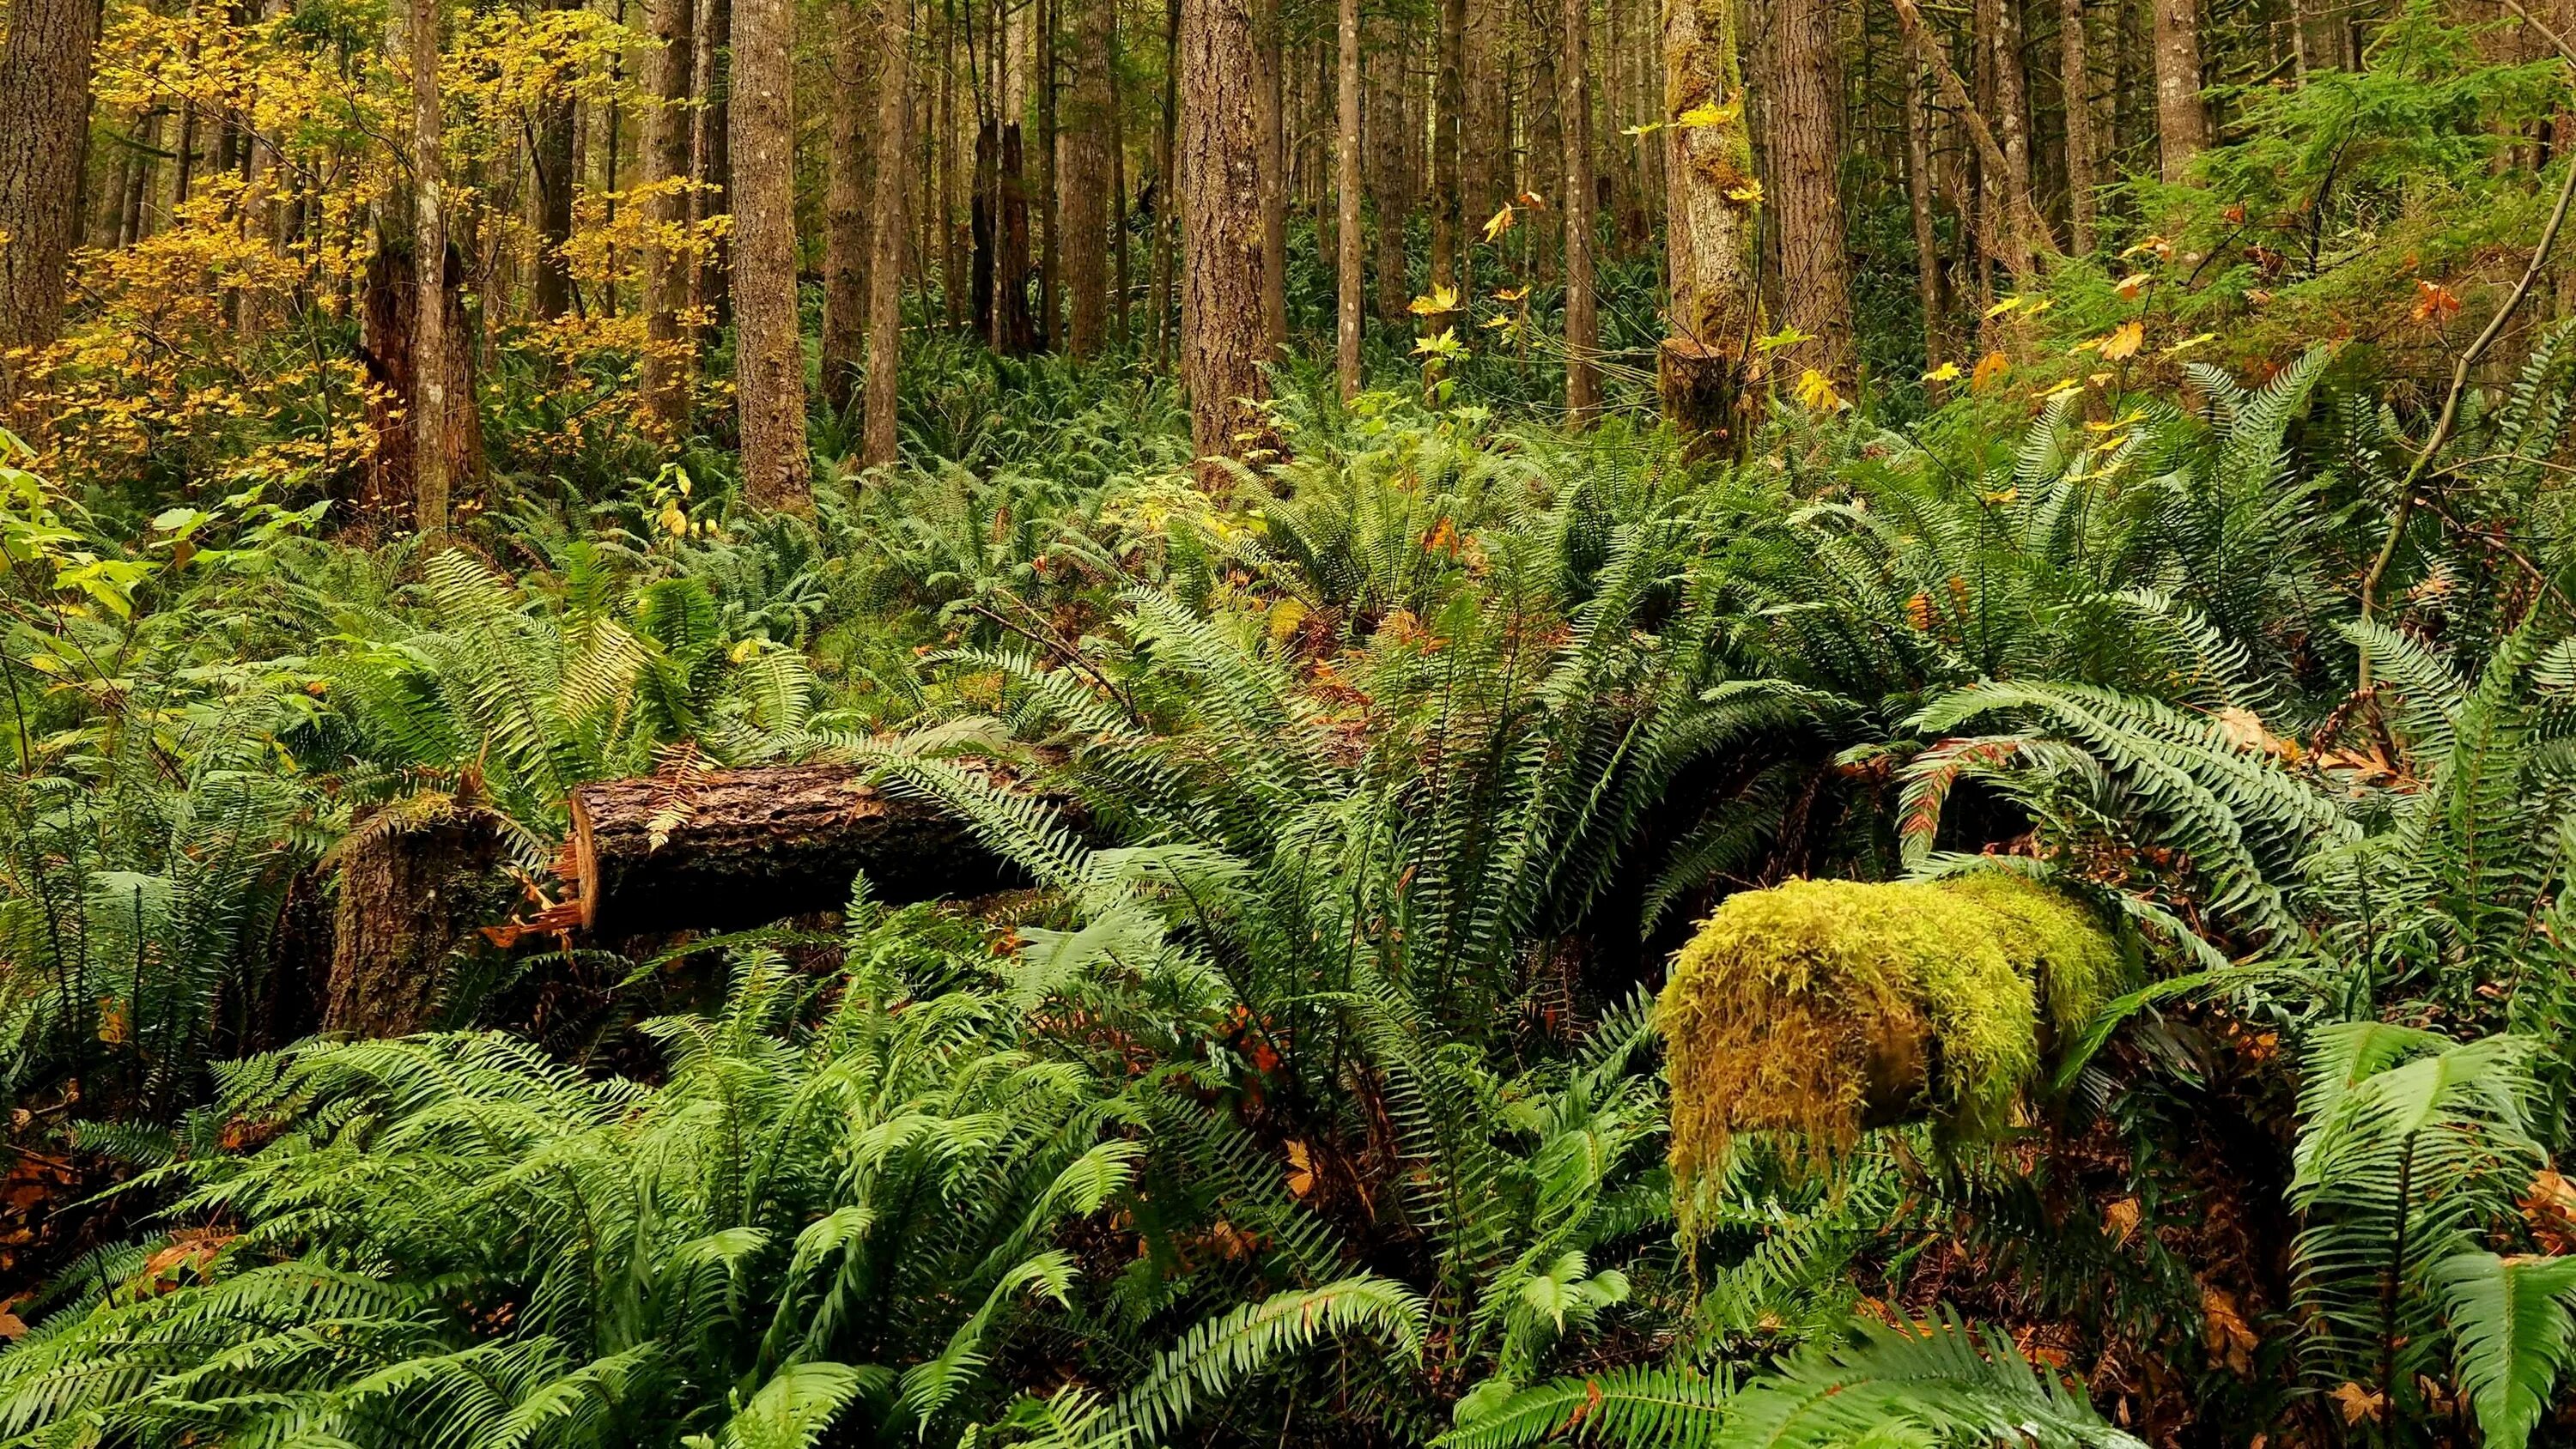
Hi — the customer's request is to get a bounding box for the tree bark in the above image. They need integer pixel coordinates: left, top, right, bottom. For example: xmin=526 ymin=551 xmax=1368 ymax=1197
xmin=1767 ymin=0 xmax=1854 ymax=380
xmin=2059 ymin=0 xmax=2096 ymax=251
xmin=1464 ymin=0 xmax=1507 ymax=217
xmin=1365 ymin=14 xmax=1410 ymax=325
xmin=323 ymin=809 xmax=515 ymax=1039
xmin=1658 ymin=0 xmax=1759 ymax=450
xmin=565 ymin=762 xmax=1046 ymax=936
xmin=1978 ymin=0 xmax=2037 ymax=242
xmin=1429 ymin=0 xmax=1465 ymax=330
xmin=1889 ymin=0 xmax=2053 ymax=279
xmin=2153 ymin=0 xmax=2207 ymax=183
xmin=410 ymin=0 xmax=455 ymax=540
xmin=1335 ymin=0 xmax=1364 ymax=397
xmin=0 ymin=0 xmax=104 ymax=397
xmin=1564 ymin=0 xmax=1600 ymax=421
xmin=732 ymin=0 xmax=813 ymax=510
xmin=696 ymin=0 xmax=736 ymax=347
xmin=823 ymin=1 xmax=877 ymax=410
xmin=865 ymin=0 xmax=914 ymax=466
xmin=532 ymin=0 xmax=582 ymax=319
xmin=1154 ymin=0 xmax=1182 ymax=368
xmin=1063 ymin=0 xmax=1116 ymax=356
xmin=1257 ymin=0 xmax=1290 ymax=353
xmin=1905 ymin=38 xmax=1949 ymax=368
xmin=643 ymin=0 xmax=699 ymax=433
xmin=1182 ymin=0 xmax=1269 ymax=482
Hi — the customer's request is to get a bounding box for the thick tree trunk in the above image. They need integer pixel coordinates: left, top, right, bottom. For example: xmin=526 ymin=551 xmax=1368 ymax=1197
xmin=2153 ymin=0 xmax=2208 ymax=182
xmin=323 ymin=809 xmax=516 ymax=1039
xmin=565 ymin=763 xmax=1044 ymax=936
xmin=1182 ymin=0 xmax=1269 ymax=482
xmin=532 ymin=0 xmax=582 ymax=320
xmin=1767 ymin=0 xmax=1854 ymax=381
xmin=2059 ymin=0 xmax=2096 ymax=251
xmin=1564 ymin=0 xmax=1600 ymax=421
xmin=823 ymin=3 xmax=876 ymax=411
xmin=0 ymin=0 xmax=104 ymax=397
xmin=644 ymin=0 xmax=699 ymax=433
xmin=731 ymin=0 xmax=814 ymax=511
xmin=1658 ymin=0 xmax=1759 ymax=451
xmin=865 ymin=0 xmax=914 ymax=466
xmin=1335 ymin=0 xmax=1363 ymax=397
xmin=1365 ymin=14 xmax=1410 ymax=325
xmin=1063 ymin=0 xmax=1116 ymax=357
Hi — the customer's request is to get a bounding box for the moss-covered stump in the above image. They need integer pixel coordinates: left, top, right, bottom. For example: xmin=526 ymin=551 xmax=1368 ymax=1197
xmin=1655 ymin=872 xmax=2123 ymax=1192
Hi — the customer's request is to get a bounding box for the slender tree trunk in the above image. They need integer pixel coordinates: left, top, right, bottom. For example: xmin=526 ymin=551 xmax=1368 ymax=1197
xmin=1769 ymin=0 xmax=1854 ymax=380
xmin=823 ymin=0 xmax=876 ymax=409
xmin=2059 ymin=0 xmax=2095 ymax=250
xmin=1038 ymin=0 xmax=1061 ymax=346
xmin=1064 ymin=0 xmax=1116 ymax=355
xmin=731 ymin=0 xmax=812 ymax=510
xmin=1334 ymin=0 xmax=1362 ymax=397
xmin=1113 ymin=66 xmax=1132 ymax=349
xmin=643 ymin=0 xmax=698 ymax=433
xmin=1464 ymin=0 xmax=1505 ymax=216
xmin=2153 ymin=0 xmax=2207 ymax=182
xmin=866 ymin=0 xmax=914 ymax=464
xmin=1905 ymin=37 xmax=1948 ymax=367
xmin=942 ymin=2 xmax=965 ymax=330
xmin=1564 ymin=0 xmax=1599 ymax=421
xmin=696 ymin=0 xmax=735 ymax=349
xmin=1528 ymin=30 xmax=1563 ymax=287
xmin=410 ymin=0 xmax=453 ymax=538
xmin=532 ymin=0 xmax=580 ymax=320
xmin=1257 ymin=0 xmax=1289 ymax=352
xmin=1977 ymin=0 xmax=2040 ymax=253
xmin=1429 ymin=0 xmax=1464 ymax=329
xmin=1365 ymin=14 xmax=1409 ymax=324
xmin=1181 ymin=0 xmax=1267 ymax=481
xmin=1658 ymin=0 xmax=1759 ymax=449
xmin=0 ymin=0 xmax=106 ymax=393
xmin=1155 ymin=0 xmax=1181 ymax=369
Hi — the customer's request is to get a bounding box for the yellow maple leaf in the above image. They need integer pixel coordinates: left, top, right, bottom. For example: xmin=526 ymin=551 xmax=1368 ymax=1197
xmin=1970 ymin=350 xmax=2013 ymax=393
xmin=2114 ymin=271 xmax=2154 ymax=300
xmin=1922 ymin=361 xmax=1963 ymax=384
xmin=1676 ymin=97 xmax=1741 ymax=129
xmin=2098 ymin=320 xmax=2145 ymax=361
xmin=1481 ymin=203 xmax=1516 ymax=242
xmin=1983 ymin=296 xmax=2026 ymax=320
xmin=1792 ymin=368 xmax=1846 ymax=412
xmin=1408 ymin=284 xmax=1459 ymax=317
xmin=2160 ymin=331 xmax=2217 ymax=356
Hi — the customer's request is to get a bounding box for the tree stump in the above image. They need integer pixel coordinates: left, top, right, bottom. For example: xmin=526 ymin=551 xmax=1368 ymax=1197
xmin=323 ymin=806 xmax=516 ymax=1039
xmin=1656 ymin=335 xmax=1752 ymax=459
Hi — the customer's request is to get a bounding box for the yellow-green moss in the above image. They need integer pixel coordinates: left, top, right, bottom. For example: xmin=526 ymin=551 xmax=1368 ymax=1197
xmin=1655 ymin=871 xmax=2124 ymax=1204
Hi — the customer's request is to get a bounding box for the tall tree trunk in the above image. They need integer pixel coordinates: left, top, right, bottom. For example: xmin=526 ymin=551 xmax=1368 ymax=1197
xmin=1064 ymin=0 xmax=1115 ymax=356
xmin=1564 ymin=0 xmax=1600 ymax=421
xmin=1334 ymin=0 xmax=1362 ymax=397
xmin=410 ymin=0 xmax=453 ymax=539
xmin=1155 ymin=0 xmax=1181 ymax=368
xmin=1113 ymin=67 xmax=1132 ymax=348
xmin=823 ymin=1 xmax=876 ymax=409
xmin=2059 ymin=0 xmax=2096 ymax=250
xmin=1528 ymin=27 xmax=1563 ymax=287
xmin=1769 ymin=0 xmax=1854 ymax=380
xmin=1038 ymin=0 xmax=1061 ymax=347
xmin=1658 ymin=0 xmax=1759 ymax=449
xmin=1181 ymin=0 xmax=1267 ymax=481
xmin=1365 ymin=14 xmax=1409 ymax=324
xmin=731 ymin=0 xmax=813 ymax=510
xmin=0 ymin=0 xmax=105 ymax=394
xmin=1464 ymin=0 xmax=1506 ymax=216
xmin=1977 ymin=0 xmax=2038 ymax=247
xmin=1905 ymin=36 xmax=1949 ymax=367
xmin=999 ymin=122 xmax=1035 ymax=351
xmin=1891 ymin=0 xmax=2051 ymax=279
xmin=1257 ymin=0 xmax=1289 ymax=352
xmin=532 ymin=0 xmax=580 ymax=320
xmin=942 ymin=2 xmax=965 ymax=330
xmin=1429 ymin=0 xmax=1464 ymax=330
xmin=696 ymin=0 xmax=735 ymax=347
xmin=2153 ymin=0 xmax=2207 ymax=182
xmin=644 ymin=0 xmax=698 ymax=433
xmin=866 ymin=0 xmax=914 ymax=464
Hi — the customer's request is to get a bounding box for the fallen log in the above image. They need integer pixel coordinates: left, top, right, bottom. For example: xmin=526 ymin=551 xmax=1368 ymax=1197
xmin=564 ymin=761 xmax=1036 ymax=937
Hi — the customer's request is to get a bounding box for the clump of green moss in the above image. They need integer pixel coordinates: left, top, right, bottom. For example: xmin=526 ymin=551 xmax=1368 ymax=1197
xmin=1656 ymin=871 xmax=2124 ymax=1205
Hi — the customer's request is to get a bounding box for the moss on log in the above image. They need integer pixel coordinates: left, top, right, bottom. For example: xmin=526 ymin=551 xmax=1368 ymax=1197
xmin=1655 ymin=871 xmax=2124 ymax=1197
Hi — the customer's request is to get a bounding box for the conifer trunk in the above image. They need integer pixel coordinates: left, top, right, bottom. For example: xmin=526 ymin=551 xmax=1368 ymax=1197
xmin=1257 ymin=0 xmax=1289 ymax=352
xmin=1428 ymin=0 xmax=1465 ymax=330
xmin=823 ymin=4 xmax=876 ymax=410
xmin=643 ymin=0 xmax=698 ymax=433
xmin=2059 ymin=0 xmax=2096 ymax=251
xmin=1905 ymin=38 xmax=1949 ymax=367
xmin=0 ymin=0 xmax=103 ymax=396
xmin=1181 ymin=0 xmax=1268 ymax=481
xmin=1564 ymin=0 xmax=1599 ymax=421
xmin=410 ymin=0 xmax=454 ymax=538
xmin=531 ymin=0 xmax=581 ymax=319
xmin=865 ymin=0 xmax=914 ymax=465
xmin=1063 ymin=0 xmax=1116 ymax=356
xmin=1768 ymin=0 xmax=1854 ymax=380
xmin=1334 ymin=0 xmax=1363 ymax=397
xmin=731 ymin=0 xmax=813 ymax=510
xmin=1365 ymin=14 xmax=1410 ymax=325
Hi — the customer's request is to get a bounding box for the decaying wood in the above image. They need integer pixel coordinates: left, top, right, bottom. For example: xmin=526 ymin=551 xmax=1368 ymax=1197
xmin=324 ymin=806 xmax=517 ymax=1039
xmin=565 ymin=761 xmax=1041 ymax=937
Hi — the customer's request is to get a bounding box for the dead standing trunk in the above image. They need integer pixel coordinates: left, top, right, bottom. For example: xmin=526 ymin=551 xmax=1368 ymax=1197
xmin=1657 ymin=0 xmax=1759 ymax=451
xmin=1428 ymin=0 xmax=1465 ymax=331
xmin=1181 ymin=0 xmax=1269 ymax=482
xmin=532 ymin=0 xmax=582 ymax=320
xmin=1256 ymin=0 xmax=1289 ymax=353
xmin=731 ymin=0 xmax=814 ymax=511
xmin=0 ymin=0 xmax=104 ymax=401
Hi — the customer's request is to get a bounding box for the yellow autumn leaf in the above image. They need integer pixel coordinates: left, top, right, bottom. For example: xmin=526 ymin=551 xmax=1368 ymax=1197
xmin=1408 ymin=284 xmax=1459 ymax=316
xmin=1970 ymin=350 xmax=2013 ymax=393
xmin=1482 ymin=203 xmax=1516 ymax=242
xmin=1792 ymin=368 xmax=1846 ymax=412
xmin=2098 ymin=320 xmax=2145 ymax=361
xmin=1725 ymin=179 xmax=1764 ymax=204
xmin=2114 ymin=271 xmax=2154 ymax=300
xmin=1983 ymin=296 xmax=2026 ymax=320
xmin=2161 ymin=331 xmax=2217 ymax=356
xmin=659 ymin=502 xmax=689 ymax=537
xmin=1676 ymin=97 xmax=1741 ymax=129
xmin=1922 ymin=361 xmax=1963 ymax=383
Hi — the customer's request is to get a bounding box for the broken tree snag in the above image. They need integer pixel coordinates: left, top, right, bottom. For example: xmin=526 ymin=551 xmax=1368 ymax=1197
xmin=1654 ymin=872 xmax=2124 ymax=1202
xmin=565 ymin=762 xmax=1038 ymax=937
xmin=323 ymin=805 xmax=517 ymax=1040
